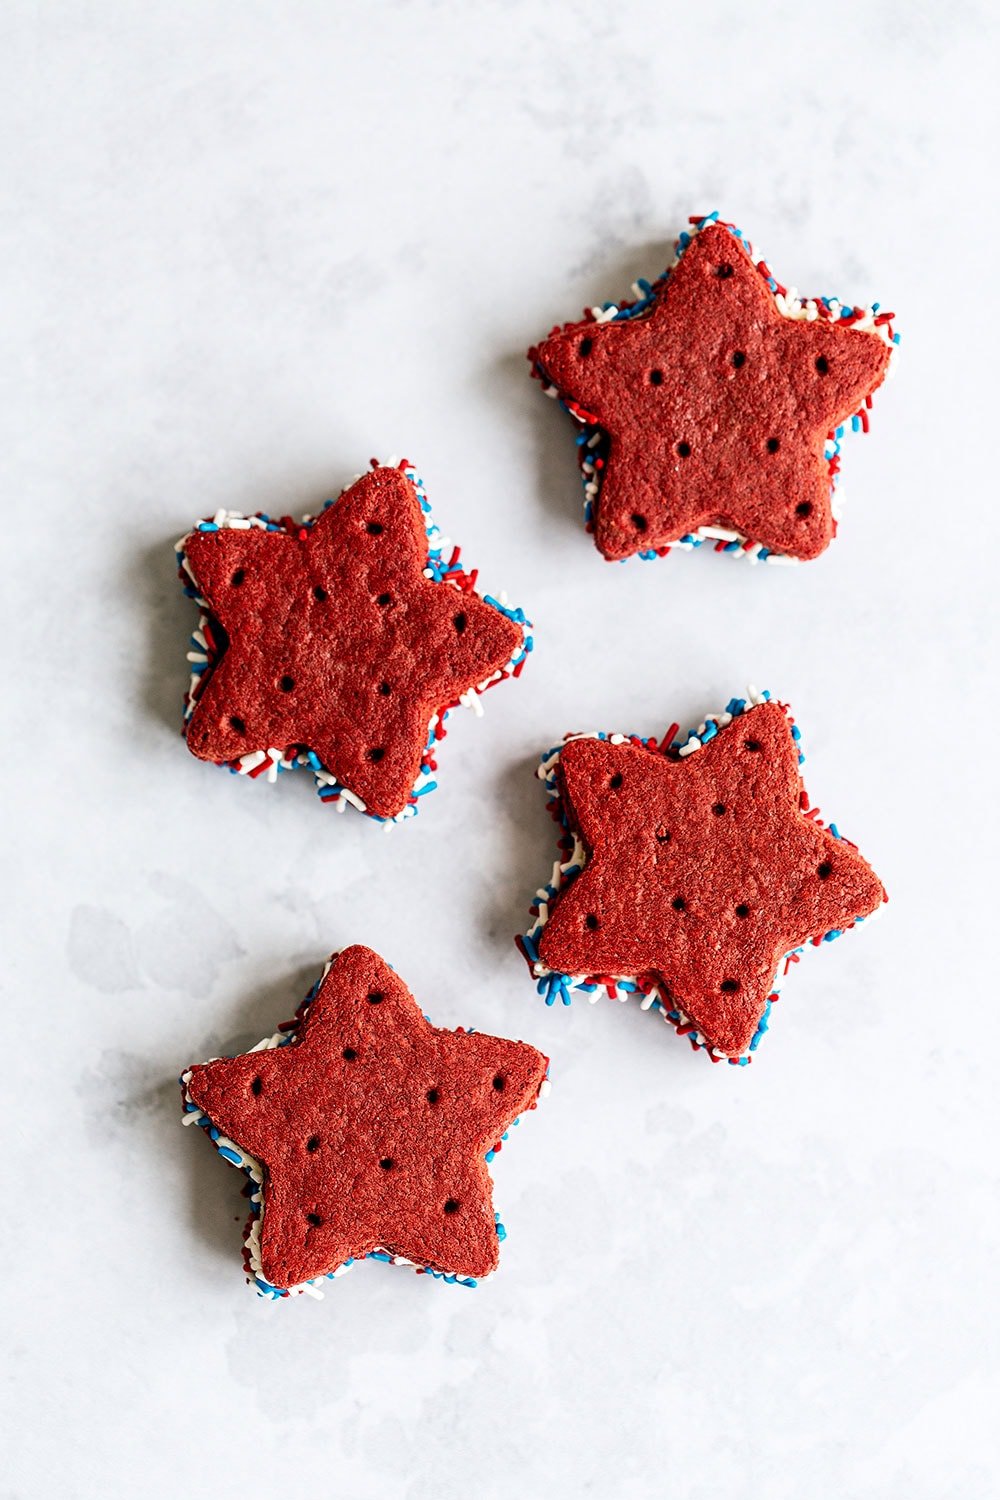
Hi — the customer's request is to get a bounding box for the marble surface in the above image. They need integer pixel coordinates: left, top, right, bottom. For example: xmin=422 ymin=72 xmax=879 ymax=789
xmin=4 ymin=3 xmax=997 ymax=1496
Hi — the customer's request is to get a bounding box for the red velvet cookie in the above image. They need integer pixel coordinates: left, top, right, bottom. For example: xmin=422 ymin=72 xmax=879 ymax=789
xmin=177 ymin=462 xmax=531 ymax=822
xmin=529 ymin=213 xmax=897 ymax=565
xmin=181 ymin=945 xmax=549 ymax=1296
xmin=518 ymin=691 xmax=885 ymax=1061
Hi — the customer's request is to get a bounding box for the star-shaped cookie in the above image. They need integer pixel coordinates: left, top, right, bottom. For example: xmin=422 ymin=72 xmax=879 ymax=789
xmin=178 ymin=463 xmax=530 ymax=821
xmin=530 ymin=214 xmax=897 ymax=564
xmin=519 ymin=694 xmax=885 ymax=1060
xmin=182 ymin=946 xmax=549 ymax=1296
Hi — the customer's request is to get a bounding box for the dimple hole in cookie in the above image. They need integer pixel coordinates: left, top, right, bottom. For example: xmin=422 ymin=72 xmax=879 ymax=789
xmin=731 ymin=351 xmax=746 ymax=369
xmin=443 ymin=1198 xmax=460 ymax=1215
xmin=366 ymin=521 xmax=384 ymax=536
xmin=313 ymin=585 xmax=328 ymax=602
xmin=716 ymin=263 xmax=735 ymax=280
xmin=492 ymin=1074 xmax=505 ymax=1091
xmin=342 ymin=1046 xmax=357 ymax=1061
xmin=818 ymin=862 xmax=832 ymax=880
xmin=250 ymin=1076 xmax=263 ymax=1096
xmin=306 ymin=1136 xmax=321 ymax=1153
xmin=735 ymin=904 xmax=751 ymax=919
xmin=229 ymin=715 xmax=246 ymax=735
xmin=631 ymin=513 xmax=648 ymax=532
xmin=231 ymin=568 xmax=246 ymax=587
xmin=426 ymin=1087 xmax=440 ymax=1105
xmin=766 ymin=437 xmax=781 ymax=454
xmin=368 ymin=747 xmax=386 ymax=763
xmin=378 ymin=681 xmax=391 ymax=696
xmin=279 ymin=675 xmax=295 ymax=693
xmin=367 ymin=990 xmax=385 ymax=1004
xmin=649 ymin=368 xmax=664 ymax=386
xmin=815 ymin=355 xmax=830 ymax=375
xmin=376 ymin=592 xmax=391 ymax=607
xmin=578 ymin=336 xmax=593 ymax=358
xmin=584 ymin=913 xmax=600 ymax=931
xmin=672 ymin=895 xmax=686 ymax=912
xmin=796 ymin=501 xmax=813 ymax=519
xmin=712 ymin=803 xmax=727 ymax=816
xmin=454 ymin=611 xmax=467 ymax=634
xmin=720 ymin=979 xmax=741 ymax=994
xmin=676 ymin=441 xmax=692 ymax=459
xmin=609 ymin=772 xmax=623 ymax=790
xmin=306 ymin=1212 xmax=323 ymax=1228
xmin=379 ymin=1157 xmax=394 ymax=1172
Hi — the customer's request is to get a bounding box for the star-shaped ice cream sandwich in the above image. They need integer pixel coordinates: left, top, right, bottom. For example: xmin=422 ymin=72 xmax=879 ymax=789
xmin=177 ymin=463 xmax=530 ymax=821
xmin=182 ymin=946 xmax=549 ymax=1296
xmin=530 ymin=215 xmax=896 ymax=564
xmin=520 ymin=695 xmax=885 ymax=1059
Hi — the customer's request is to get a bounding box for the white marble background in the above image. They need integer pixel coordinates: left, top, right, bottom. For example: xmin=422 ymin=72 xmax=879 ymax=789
xmin=4 ymin=3 xmax=997 ymax=1496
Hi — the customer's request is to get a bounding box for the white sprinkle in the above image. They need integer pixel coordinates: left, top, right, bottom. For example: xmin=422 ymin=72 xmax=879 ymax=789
xmin=698 ymin=526 xmax=740 ymax=542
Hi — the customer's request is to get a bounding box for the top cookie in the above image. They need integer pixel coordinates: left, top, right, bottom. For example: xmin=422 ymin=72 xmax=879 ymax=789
xmin=529 ymin=214 xmax=897 ymax=564
xmin=177 ymin=463 xmax=530 ymax=822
